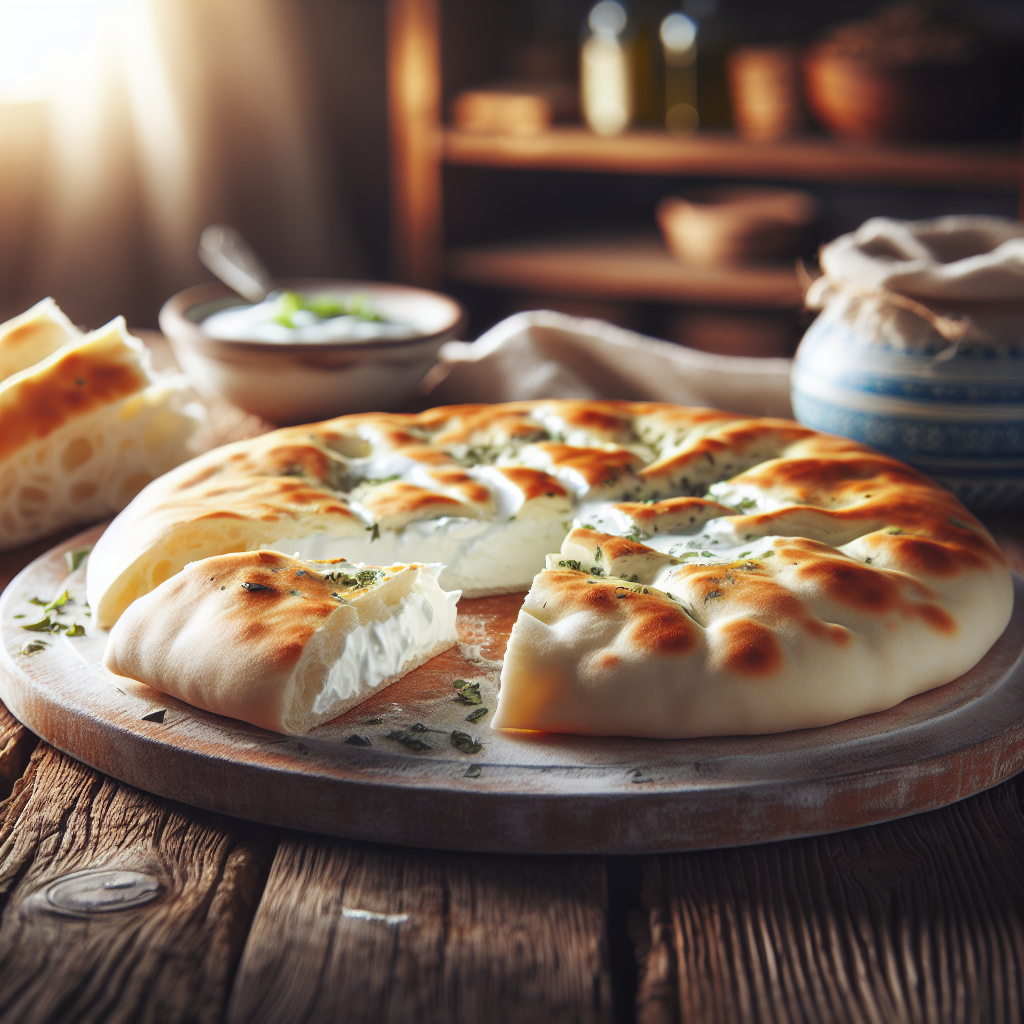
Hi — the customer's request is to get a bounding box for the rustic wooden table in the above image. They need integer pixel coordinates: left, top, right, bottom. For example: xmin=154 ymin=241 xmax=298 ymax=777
xmin=0 ymin=521 xmax=1020 ymax=1024
xmin=1 ymin=340 xmax=1021 ymax=1023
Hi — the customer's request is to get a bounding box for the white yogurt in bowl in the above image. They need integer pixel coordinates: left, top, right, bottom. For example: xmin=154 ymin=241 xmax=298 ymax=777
xmin=159 ymin=279 xmax=466 ymax=424
xmin=201 ymin=291 xmax=420 ymax=344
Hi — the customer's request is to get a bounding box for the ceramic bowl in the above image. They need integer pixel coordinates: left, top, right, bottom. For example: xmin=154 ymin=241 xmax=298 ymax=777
xmin=159 ymin=280 xmax=466 ymax=425
xmin=802 ymin=48 xmax=997 ymax=142
xmin=792 ymin=304 xmax=1024 ymax=511
xmin=656 ymin=187 xmax=819 ymax=266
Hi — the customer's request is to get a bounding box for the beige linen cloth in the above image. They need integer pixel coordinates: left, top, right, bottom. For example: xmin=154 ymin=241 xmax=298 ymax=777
xmin=804 ymin=215 xmax=1024 ymax=349
xmin=421 ymin=310 xmax=794 ymax=418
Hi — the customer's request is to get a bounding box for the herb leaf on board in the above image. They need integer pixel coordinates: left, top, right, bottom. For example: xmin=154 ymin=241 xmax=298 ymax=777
xmin=450 ymin=731 xmax=483 ymax=755
xmin=385 ymin=730 xmax=431 ymax=752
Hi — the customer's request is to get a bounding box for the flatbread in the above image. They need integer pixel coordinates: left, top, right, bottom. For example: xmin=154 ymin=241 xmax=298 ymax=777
xmin=0 ymin=315 xmax=200 ymax=550
xmin=104 ymin=550 xmax=459 ymax=734
xmin=0 ymin=297 xmax=79 ymax=383
xmin=86 ymin=400 xmax=1013 ymax=738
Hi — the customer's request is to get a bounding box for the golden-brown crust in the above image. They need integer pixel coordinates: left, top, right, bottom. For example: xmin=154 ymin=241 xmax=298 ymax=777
xmin=0 ymin=330 xmax=149 ymax=461
xmin=89 ymin=399 xmax=1010 ymax=643
xmin=163 ymin=550 xmax=341 ymax=673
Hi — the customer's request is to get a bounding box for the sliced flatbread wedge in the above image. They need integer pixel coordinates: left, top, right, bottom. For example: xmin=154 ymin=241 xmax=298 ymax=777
xmin=0 ymin=315 xmax=200 ymax=550
xmin=0 ymin=297 xmax=79 ymax=382
xmin=492 ymin=475 xmax=1013 ymax=737
xmin=104 ymin=550 xmax=460 ymax=734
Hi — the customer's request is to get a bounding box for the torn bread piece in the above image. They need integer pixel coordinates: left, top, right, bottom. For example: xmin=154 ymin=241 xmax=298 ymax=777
xmin=0 ymin=297 xmax=80 ymax=383
xmin=0 ymin=315 xmax=200 ymax=550
xmin=104 ymin=550 xmax=461 ymax=734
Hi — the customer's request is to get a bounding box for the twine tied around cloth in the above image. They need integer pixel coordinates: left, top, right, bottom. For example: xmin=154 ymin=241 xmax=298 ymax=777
xmin=797 ymin=259 xmax=969 ymax=362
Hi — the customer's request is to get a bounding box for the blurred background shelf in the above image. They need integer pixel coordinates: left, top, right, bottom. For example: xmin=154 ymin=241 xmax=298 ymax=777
xmin=388 ymin=0 xmax=1024 ymax=353
xmin=447 ymin=233 xmax=801 ymax=307
xmin=445 ymin=128 xmax=1022 ymax=191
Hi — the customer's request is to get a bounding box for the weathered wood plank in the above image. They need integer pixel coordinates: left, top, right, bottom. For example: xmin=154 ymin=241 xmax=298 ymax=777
xmin=639 ymin=778 xmax=1024 ymax=1024
xmin=227 ymin=836 xmax=613 ymax=1024
xmin=0 ymin=701 xmax=35 ymax=800
xmin=0 ymin=744 xmax=276 ymax=1024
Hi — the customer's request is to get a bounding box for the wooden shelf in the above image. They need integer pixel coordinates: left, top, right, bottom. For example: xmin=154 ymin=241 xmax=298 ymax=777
xmin=445 ymin=127 xmax=1022 ymax=191
xmin=446 ymin=233 xmax=802 ymax=307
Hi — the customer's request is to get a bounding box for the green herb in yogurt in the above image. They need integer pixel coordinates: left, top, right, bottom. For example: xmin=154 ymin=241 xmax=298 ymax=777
xmin=273 ymin=291 xmax=385 ymax=329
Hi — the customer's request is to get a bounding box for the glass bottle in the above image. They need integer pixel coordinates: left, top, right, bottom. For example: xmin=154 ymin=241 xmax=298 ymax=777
xmin=581 ymin=1 xmax=634 ymax=136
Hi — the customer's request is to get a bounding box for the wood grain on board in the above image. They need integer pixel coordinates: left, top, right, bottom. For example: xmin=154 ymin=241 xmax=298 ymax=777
xmin=0 ymin=744 xmax=274 ymax=1024
xmin=227 ymin=836 xmax=613 ymax=1024
xmin=637 ymin=776 xmax=1024 ymax=1024
xmin=0 ymin=703 xmax=34 ymax=800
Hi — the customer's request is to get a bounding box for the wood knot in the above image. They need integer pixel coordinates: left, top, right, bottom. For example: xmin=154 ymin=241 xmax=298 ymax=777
xmin=39 ymin=869 xmax=162 ymax=918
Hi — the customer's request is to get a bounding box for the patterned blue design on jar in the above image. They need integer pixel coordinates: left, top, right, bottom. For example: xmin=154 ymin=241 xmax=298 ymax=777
xmin=792 ymin=306 xmax=1024 ymax=510
xmin=791 ymin=391 xmax=1024 ymax=463
xmin=796 ymin=316 xmax=1024 ymax=405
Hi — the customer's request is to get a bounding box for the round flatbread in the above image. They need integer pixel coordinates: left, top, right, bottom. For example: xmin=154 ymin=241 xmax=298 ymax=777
xmin=87 ymin=400 xmax=1013 ymax=737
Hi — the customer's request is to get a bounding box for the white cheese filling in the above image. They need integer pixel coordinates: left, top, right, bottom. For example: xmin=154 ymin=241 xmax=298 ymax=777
xmin=314 ymin=580 xmax=458 ymax=714
xmin=268 ymin=515 xmax=572 ymax=596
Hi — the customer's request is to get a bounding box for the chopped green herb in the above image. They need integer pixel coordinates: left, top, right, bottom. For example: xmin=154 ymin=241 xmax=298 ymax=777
xmin=64 ymin=623 xmax=86 ymax=637
xmin=21 ymin=640 xmax=49 ymax=655
xmin=557 ymin=559 xmax=582 ymax=571
xmin=579 ymin=523 xmax=597 ymax=530
xmin=465 ymin=707 xmax=488 ymax=723
xmin=589 ymin=566 xmax=605 ymax=577
xmin=28 ymin=597 xmax=47 ymax=606
xmin=885 ymin=526 xmax=903 ymax=535
xmin=43 ymin=590 xmax=72 ymax=614
xmin=354 ymin=569 xmax=385 ymax=588
xmin=366 ymin=523 xmax=381 ymax=541
xmin=450 ymin=730 xmax=483 ymax=755
xmin=409 ymin=722 xmax=428 ymax=732
xmin=464 ymin=764 xmax=482 ymax=778
xmin=700 ymin=551 xmax=713 ymax=558
xmin=141 ymin=709 xmax=166 ymax=724
xmin=731 ymin=497 xmax=756 ymax=511
xmin=593 ymin=546 xmax=603 ymax=562
xmin=738 ymin=551 xmax=751 ymax=558
xmin=273 ymin=290 xmax=304 ymax=327
xmin=65 ymin=547 xmax=92 ymax=573
xmin=704 ymin=590 xmax=723 ymax=602
xmin=12 ymin=614 xmax=24 ymax=620
xmin=386 ymin=730 xmax=431 ymax=752
xmin=241 ymin=581 xmax=274 ymax=592
xmin=453 ymin=680 xmax=482 ymax=705
xmin=345 ymin=734 xmax=372 ymax=747
xmin=762 ymin=550 xmax=776 ymax=557
xmin=21 ymin=616 xmax=59 ymax=632
xmin=361 ymin=716 xmax=383 ymax=725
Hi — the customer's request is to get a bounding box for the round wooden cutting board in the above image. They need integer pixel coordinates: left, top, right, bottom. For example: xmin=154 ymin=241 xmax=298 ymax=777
xmin=2 ymin=525 xmax=1023 ymax=855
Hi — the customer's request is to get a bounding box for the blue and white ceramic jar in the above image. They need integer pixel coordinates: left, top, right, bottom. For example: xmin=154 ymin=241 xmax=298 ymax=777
xmin=791 ymin=216 xmax=1024 ymax=511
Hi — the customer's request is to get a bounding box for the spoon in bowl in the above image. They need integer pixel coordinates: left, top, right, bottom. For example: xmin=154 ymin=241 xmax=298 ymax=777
xmin=198 ymin=224 xmax=279 ymax=304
